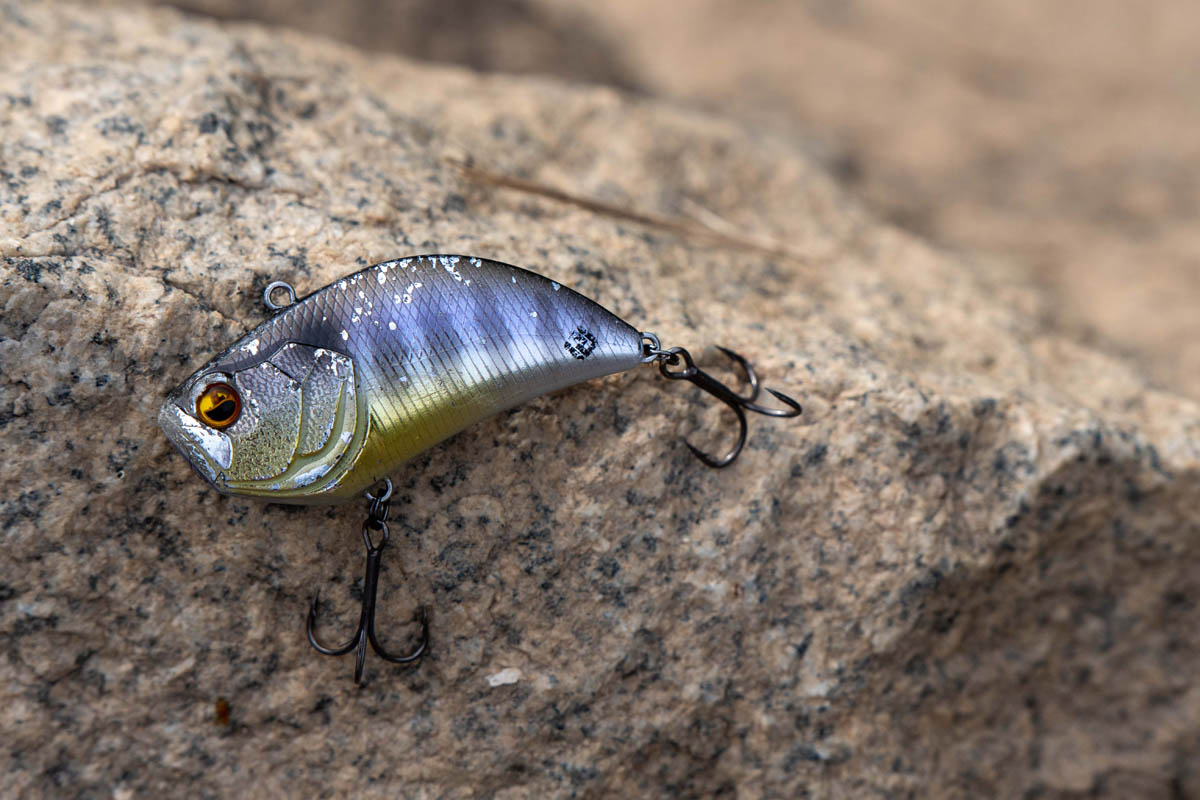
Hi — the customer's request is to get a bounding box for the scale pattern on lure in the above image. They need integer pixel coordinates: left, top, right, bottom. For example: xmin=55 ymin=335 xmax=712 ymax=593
xmin=160 ymin=255 xmax=645 ymax=504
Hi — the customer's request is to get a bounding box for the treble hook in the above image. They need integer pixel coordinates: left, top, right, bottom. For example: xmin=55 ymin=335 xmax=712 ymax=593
xmin=306 ymin=479 xmax=428 ymax=684
xmin=654 ymin=344 xmax=802 ymax=468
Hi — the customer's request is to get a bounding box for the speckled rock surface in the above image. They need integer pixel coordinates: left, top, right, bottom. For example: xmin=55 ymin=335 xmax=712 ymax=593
xmin=143 ymin=0 xmax=1200 ymax=404
xmin=2 ymin=2 xmax=1199 ymax=797
xmin=534 ymin=0 xmax=1200 ymax=403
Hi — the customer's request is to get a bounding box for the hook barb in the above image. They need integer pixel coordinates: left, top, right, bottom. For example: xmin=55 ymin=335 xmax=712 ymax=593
xmin=657 ymin=345 xmax=802 ymax=468
xmin=306 ymin=480 xmax=428 ymax=684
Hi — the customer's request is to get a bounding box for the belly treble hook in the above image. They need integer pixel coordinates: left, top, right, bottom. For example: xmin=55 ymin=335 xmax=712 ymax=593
xmin=306 ymin=479 xmax=429 ymax=684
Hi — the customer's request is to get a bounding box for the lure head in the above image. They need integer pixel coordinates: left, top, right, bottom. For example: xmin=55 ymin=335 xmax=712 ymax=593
xmin=159 ymin=338 xmax=364 ymax=503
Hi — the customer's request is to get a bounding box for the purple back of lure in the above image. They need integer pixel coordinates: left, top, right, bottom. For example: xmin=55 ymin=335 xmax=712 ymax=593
xmin=159 ymin=256 xmax=643 ymax=504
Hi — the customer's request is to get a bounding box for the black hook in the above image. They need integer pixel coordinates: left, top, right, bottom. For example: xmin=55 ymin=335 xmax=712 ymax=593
xmin=658 ymin=346 xmax=802 ymax=468
xmin=306 ymin=479 xmax=428 ymax=683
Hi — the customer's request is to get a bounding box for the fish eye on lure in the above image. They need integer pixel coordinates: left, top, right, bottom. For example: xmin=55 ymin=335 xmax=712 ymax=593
xmin=195 ymin=383 xmax=240 ymax=429
xmin=159 ymin=255 xmax=801 ymax=683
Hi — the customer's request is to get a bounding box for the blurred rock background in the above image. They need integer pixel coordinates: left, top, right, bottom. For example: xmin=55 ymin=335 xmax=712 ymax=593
xmin=151 ymin=0 xmax=1200 ymax=400
xmin=4 ymin=2 xmax=1198 ymax=797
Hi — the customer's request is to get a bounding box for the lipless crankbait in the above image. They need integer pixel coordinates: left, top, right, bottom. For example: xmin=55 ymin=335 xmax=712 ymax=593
xmin=160 ymin=255 xmax=800 ymax=681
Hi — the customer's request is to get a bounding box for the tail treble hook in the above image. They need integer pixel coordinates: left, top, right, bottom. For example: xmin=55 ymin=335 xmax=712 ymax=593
xmin=306 ymin=479 xmax=428 ymax=684
xmin=642 ymin=336 xmax=802 ymax=468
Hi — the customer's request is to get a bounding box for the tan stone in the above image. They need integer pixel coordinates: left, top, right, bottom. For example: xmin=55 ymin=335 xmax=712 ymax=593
xmin=1 ymin=2 xmax=1198 ymax=797
xmin=148 ymin=0 xmax=1200 ymax=402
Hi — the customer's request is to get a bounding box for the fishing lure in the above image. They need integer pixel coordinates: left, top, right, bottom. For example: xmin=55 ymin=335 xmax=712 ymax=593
xmin=160 ymin=255 xmax=800 ymax=681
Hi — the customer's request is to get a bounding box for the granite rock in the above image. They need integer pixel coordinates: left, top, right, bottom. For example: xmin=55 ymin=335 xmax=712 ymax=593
xmin=153 ymin=0 xmax=1200 ymax=403
xmin=2 ymin=2 xmax=1199 ymax=797
xmin=541 ymin=0 xmax=1200 ymax=404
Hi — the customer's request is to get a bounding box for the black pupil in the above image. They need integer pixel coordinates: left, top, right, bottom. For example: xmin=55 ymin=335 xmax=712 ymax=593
xmin=207 ymin=398 xmax=236 ymax=422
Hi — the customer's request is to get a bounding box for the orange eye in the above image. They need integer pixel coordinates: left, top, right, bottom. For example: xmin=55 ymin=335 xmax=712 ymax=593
xmin=196 ymin=383 xmax=241 ymax=429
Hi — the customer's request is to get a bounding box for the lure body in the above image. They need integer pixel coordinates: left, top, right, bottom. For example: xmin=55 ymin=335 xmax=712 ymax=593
xmin=160 ymin=256 xmax=643 ymax=503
